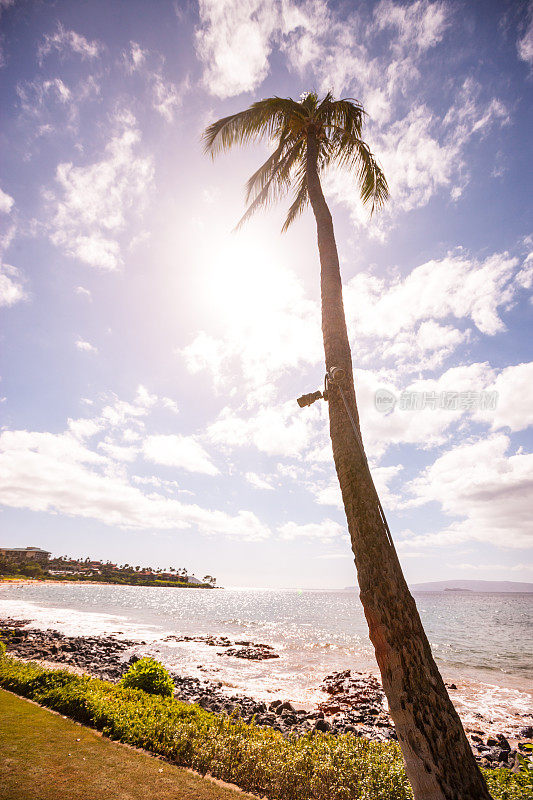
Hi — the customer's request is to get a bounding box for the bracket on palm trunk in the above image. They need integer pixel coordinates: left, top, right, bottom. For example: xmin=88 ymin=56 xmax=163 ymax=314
xmin=296 ymin=367 xmax=345 ymax=407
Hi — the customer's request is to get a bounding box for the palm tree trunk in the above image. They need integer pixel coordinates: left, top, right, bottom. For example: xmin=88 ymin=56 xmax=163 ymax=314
xmin=305 ymin=132 xmax=492 ymax=800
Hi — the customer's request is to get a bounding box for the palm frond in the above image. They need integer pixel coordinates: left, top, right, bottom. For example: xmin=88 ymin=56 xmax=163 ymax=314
xmin=203 ymin=92 xmax=389 ymax=229
xmin=234 ymin=140 xmax=303 ymax=230
xmin=244 ymin=132 xmax=292 ymax=203
xmin=327 ymin=126 xmax=389 ymax=212
xmin=282 ymin=166 xmax=309 ymax=232
xmin=318 ymin=98 xmax=365 ymax=139
xmin=202 ymin=97 xmax=303 ymax=157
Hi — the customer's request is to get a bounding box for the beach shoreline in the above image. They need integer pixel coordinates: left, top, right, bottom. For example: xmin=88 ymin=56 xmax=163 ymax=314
xmin=0 ymin=578 xmax=214 ymax=588
xmin=1 ymin=615 xmax=532 ymax=771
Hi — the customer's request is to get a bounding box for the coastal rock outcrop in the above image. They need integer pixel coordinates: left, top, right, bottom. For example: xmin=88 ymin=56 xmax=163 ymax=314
xmin=1 ymin=617 xmax=530 ymax=768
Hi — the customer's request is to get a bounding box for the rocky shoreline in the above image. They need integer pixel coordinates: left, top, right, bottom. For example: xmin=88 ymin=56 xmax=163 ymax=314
xmin=1 ymin=618 xmax=531 ymax=771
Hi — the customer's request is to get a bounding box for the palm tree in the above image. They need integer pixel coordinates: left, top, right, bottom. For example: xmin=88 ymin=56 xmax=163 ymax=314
xmin=203 ymin=93 xmax=491 ymax=800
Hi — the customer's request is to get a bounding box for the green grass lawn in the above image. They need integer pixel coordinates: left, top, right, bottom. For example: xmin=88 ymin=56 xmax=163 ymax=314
xmin=0 ymin=688 xmax=253 ymax=800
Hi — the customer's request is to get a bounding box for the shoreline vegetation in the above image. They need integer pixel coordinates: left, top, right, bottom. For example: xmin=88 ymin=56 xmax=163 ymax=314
xmin=0 ymin=653 xmax=530 ymax=800
xmin=0 ymin=576 xmax=214 ymax=588
xmin=0 ymin=553 xmax=216 ymax=589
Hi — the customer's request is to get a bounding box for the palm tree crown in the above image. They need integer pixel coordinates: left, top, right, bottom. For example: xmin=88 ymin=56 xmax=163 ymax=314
xmin=202 ymin=92 xmax=389 ymax=231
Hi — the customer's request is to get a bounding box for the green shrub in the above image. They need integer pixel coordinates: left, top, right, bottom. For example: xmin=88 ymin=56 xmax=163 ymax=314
xmin=0 ymin=657 xmax=530 ymax=800
xmin=120 ymin=657 xmax=174 ymax=697
xmin=0 ymin=640 xmax=5 ymax=660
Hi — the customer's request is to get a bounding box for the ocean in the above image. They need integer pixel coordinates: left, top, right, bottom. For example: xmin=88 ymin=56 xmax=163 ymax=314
xmin=1 ymin=583 xmax=531 ymax=736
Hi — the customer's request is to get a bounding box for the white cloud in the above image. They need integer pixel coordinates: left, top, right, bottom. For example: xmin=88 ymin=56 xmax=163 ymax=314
xmin=373 ymin=0 xmax=449 ymax=52
xmin=405 ymin=434 xmax=533 ymax=549
xmin=38 ymin=23 xmax=103 ymax=65
xmin=68 ymin=417 xmax=102 ymax=439
xmin=326 ymin=85 xmax=508 ymax=227
xmin=122 ymin=41 xmax=185 ymax=121
xmin=47 ymin=113 xmax=154 ymax=270
xmin=0 ymin=263 xmax=26 ymax=307
xmin=207 ymin=400 xmax=323 ymax=458
xmin=76 ymin=338 xmax=98 ymax=354
xmin=76 ymin=286 xmax=92 ymax=300
xmin=344 ymin=251 xmax=522 ymax=372
xmin=196 ymin=0 xmax=279 ymax=97
xmin=0 ymin=428 xmax=270 ymax=540
xmin=134 ymin=385 xmax=158 ymax=409
xmin=161 ymin=397 xmax=179 ymax=414
xmin=245 ymin=471 xmax=275 ymax=490
xmin=16 ymin=71 xmax=102 ymax=144
xmin=0 ymin=188 xmax=14 ymax=214
xmin=476 ymin=362 xmax=533 ymax=433
xmin=143 ymin=434 xmax=219 ymax=475
xmin=352 ymin=364 xmax=496 ymax=459
xmin=314 ymin=480 xmax=342 ymax=508
xmin=122 ymin=41 xmax=147 ymax=73
xmin=517 ymin=4 xmax=533 ymax=67
xmin=152 ymin=74 xmax=183 ymax=122
xmin=278 ymin=518 xmax=345 ymax=542
xmin=98 ymin=440 xmax=139 ymax=462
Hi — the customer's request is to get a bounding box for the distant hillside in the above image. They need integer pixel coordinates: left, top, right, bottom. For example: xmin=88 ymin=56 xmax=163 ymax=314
xmin=410 ymin=579 xmax=533 ymax=593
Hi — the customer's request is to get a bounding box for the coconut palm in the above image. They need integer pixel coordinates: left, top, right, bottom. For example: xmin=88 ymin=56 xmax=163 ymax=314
xmin=203 ymin=92 xmax=491 ymax=800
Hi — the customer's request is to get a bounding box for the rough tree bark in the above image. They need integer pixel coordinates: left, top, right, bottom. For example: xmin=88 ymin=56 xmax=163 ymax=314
xmin=305 ymin=130 xmax=492 ymax=800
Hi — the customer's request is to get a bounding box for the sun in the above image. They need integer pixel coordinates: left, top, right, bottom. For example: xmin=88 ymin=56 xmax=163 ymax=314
xmin=204 ymin=232 xmax=294 ymax=328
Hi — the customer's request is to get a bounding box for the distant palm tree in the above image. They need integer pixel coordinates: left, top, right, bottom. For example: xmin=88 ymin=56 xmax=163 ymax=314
xmin=203 ymin=92 xmax=491 ymax=800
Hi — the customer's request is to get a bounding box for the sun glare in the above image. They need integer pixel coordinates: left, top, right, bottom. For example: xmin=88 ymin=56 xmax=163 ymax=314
xmin=205 ymin=234 xmax=294 ymax=327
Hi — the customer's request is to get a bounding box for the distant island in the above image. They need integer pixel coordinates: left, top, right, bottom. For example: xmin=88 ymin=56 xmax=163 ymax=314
xmin=0 ymin=546 xmax=216 ymax=588
xmin=344 ymin=579 xmax=533 ymax=593
xmin=410 ymin=579 xmax=533 ymax=593
xmin=444 ymin=587 xmax=472 ymax=592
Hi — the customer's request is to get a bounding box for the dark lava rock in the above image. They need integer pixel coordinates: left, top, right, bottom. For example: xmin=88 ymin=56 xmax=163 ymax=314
xmin=279 ymin=701 xmax=295 ymax=713
xmin=519 ymin=726 xmax=533 ymax=738
xmin=219 ymin=643 xmax=279 ymax=661
xmin=497 ymin=734 xmax=511 ymax=751
xmin=314 ymin=719 xmax=331 ymax=733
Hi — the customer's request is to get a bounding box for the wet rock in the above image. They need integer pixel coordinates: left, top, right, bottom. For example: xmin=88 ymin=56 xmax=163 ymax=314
xmin=497 ymin=734 xmax=511 ymax=751
xmin=219 ymin=644 xmax=279 ymax=660
xmin=279 ymin=701 xmax=295 ymax=713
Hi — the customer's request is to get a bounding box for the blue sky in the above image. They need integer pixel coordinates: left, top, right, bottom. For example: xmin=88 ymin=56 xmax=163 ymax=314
xmin=0 ymin=0 xmax=532 ymax=588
